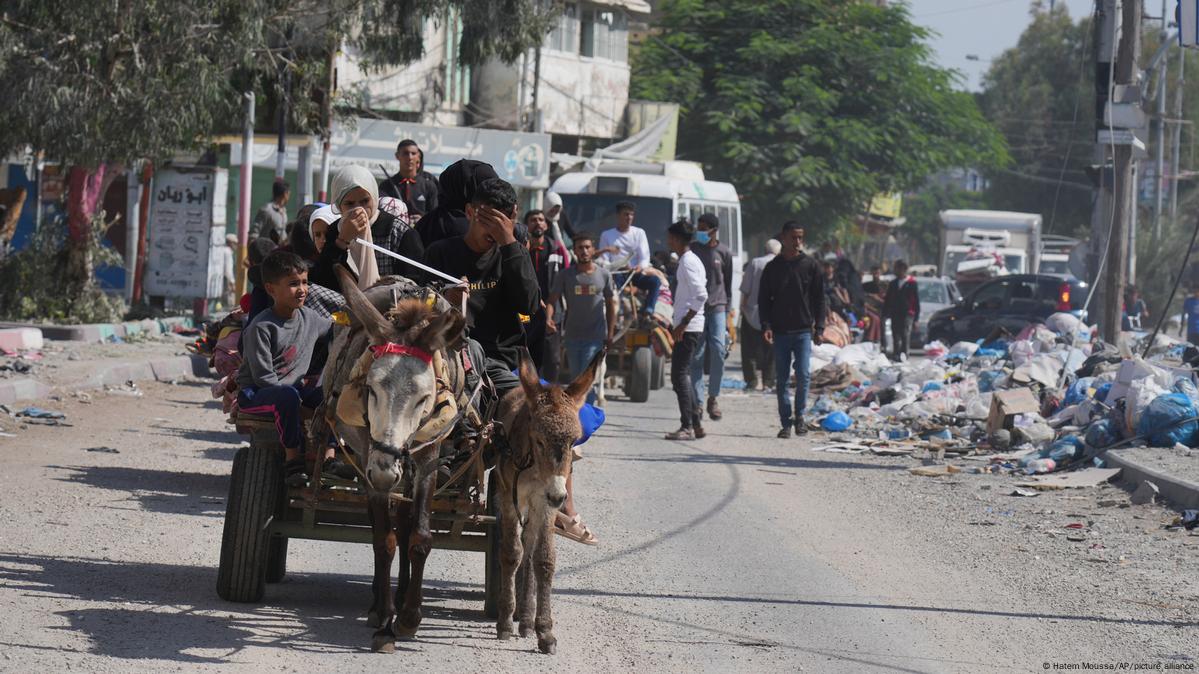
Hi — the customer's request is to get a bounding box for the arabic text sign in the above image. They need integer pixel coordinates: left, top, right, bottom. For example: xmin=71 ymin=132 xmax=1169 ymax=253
xmin=146 ymin=168 xmax=227 ymax=298
xmin=330 ymin=118 xmax=551 ymax=189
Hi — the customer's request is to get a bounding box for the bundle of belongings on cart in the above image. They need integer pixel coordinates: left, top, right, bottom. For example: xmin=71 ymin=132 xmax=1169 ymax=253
xmin=189 ymin=312 xmax=248 ymax=417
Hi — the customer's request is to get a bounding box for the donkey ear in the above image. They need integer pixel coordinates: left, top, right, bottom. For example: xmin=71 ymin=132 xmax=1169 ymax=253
xmin=565 ymin=345 xmax=606 ymax=409
xmin=517 ymin=347 xmax=543 ymax=401
xmin=336 ymin=265 xmax=396 ymax=345
xmin=415 ymin=310 xmax=466 ymax=354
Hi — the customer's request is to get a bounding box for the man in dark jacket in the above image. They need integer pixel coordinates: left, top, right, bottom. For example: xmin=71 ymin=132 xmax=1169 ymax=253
xmin=758 ymin=221 xmax=825 ymax=439
xmin=424 ymin=177 xmax=539 ymax=388
xmin=690 ymin=213 xmax=735 ymax=421
xmin=379 ymin=139 xmax=439 ymax=221
xmin=882 ymin=259 xmax=920 ymax=360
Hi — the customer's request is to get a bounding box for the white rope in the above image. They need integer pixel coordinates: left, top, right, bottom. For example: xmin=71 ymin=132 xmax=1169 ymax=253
xmin=354 ymin=237 xmax=466 ymax=286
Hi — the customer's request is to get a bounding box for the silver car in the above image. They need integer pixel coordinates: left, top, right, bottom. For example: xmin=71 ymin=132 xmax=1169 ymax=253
xmin=912 ymin=276 xmax=961 ymax=348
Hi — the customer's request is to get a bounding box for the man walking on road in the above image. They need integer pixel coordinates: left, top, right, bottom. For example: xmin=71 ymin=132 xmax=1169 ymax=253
xmin=740 ymin=238 xmax=780 ymax=390
xmin=882 ymin=259 xmax=920 ymax=361
xmin=759 ymin=221 xmax=824 ymax=439
xmin=251 ymin=180 xmax=290 ymax=243
xmin=690 ymin=213 xmax=734 ymax=421
xmin=546 ymin=231 xmax=615 ymax=403
xmin=379 ymin=139 xmax=438 ymax=222
xmin=599 ymin=202 xmax=661 ymax=320
xmin=665 ymin=220 xmax=708 ymax=441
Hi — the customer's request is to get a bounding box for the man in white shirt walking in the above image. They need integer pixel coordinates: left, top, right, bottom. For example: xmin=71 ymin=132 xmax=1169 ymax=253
xmin=599 ymin=201 xmax=662 ymax=319
xmin=664 ymin=220 xmax=708 ymax=441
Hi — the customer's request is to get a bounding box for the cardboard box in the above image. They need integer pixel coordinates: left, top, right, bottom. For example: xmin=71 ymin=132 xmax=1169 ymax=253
xmin=986 ymin=387 xmax=1040 ymax=435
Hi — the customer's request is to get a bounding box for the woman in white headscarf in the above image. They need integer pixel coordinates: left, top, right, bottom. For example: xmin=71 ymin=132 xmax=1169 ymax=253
xmin=542 ymin=190 xmax=576 ymax=244
xmin=310 ymin=165 xmax=426 ymax=291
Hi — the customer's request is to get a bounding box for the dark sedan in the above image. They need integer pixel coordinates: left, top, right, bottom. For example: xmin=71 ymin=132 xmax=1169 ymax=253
xmin=926 ymin=274 xmax=1088 ymax=344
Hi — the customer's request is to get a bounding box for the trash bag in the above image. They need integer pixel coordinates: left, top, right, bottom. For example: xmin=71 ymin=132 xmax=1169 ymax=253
xmin=1009 ymin=340 xmax=1036 ymax=368
xmin=1041 ymin=435 xmax=1086 ymax=465
xmin=1094 ymin=382 xmax=1112 ymax=402
xmin=821 ymin=411 xmax=853 ymax=432
xmin=978 ymin=370 xmax=1004 ymax=393
xmin=948 ymin=341 xmax=979 ymax=357
xmin=1064 ymin=377 xmax=1095 ymax=406
xmin=1084 ymin=418 xmax=1119 ymax=449
xmin=1172 ymin=377 xmax=1199 ymax=406
xmin=1136 ymin=392 xmax=1199 ymax=447
xmin=921 ymin=381 xmax=943 ymax=394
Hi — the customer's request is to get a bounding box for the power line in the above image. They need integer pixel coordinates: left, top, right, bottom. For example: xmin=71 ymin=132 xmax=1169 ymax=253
xmin=914 ymin=0 xmax=1024 ymax=19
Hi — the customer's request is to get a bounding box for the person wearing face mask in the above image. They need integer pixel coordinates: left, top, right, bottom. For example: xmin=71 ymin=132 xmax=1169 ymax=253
xmin=310 ymin=165 xmax=426 ymax=290
xmin=524 ymin=209 xmax=571 ymax=381
xmin=689 ymin=213 xmax=734 ymax=422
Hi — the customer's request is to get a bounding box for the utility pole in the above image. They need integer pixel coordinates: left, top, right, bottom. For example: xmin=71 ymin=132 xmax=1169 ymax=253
xmin=1170 ymin=46 xmax=1185 ymax=222
xmin=1089 ymin=0 xmax=1118 ymax=333
xmin=1103 ymin=0 xmax=1142 ymax=344
xmin=236 ymin=92 xmax=255 ymax=299
xmin=1152 ymin=0 xmax=1168 ymax=241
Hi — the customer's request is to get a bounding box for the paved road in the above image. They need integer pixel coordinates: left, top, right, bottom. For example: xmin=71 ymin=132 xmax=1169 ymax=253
xmin=0 ymin=379 xmax=1195 ymax=672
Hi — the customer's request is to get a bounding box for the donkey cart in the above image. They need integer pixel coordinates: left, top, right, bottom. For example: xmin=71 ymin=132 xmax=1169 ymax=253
xmin=215 ymin=411 xmax=503 ymax=618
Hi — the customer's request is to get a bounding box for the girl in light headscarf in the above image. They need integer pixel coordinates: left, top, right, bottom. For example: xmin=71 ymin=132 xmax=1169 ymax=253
xmin=310 ymin=165 xmax=426 ymax=290
xmin=543 ymin=190 xmax=576 ymax=243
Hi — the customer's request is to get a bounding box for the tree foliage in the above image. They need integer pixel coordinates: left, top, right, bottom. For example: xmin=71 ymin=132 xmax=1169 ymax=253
xmin=631 ymin=0 xmax=1008 ymax=238
xmin=0 ymin=0 xmax=557 ymax=168
xmin=977 ymin=5 xmax=1094 ymax=236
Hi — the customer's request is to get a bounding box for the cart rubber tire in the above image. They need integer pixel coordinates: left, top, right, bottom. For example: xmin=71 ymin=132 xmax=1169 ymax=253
xmin=625 ymin=346 xmax=652 ymax=403
xmin=265 ymin=536 xmax=288 ymax=584
xmin=483 ymin=469 xmax=502 ymax=619
xmin=650 ymin=352 xmax=665 ymax=390
xmin=217 ymin=441 xmax=281 ymax=603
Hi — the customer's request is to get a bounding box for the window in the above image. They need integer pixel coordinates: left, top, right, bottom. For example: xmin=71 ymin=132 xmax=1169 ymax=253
xmin=547 ymin=3 xmax=578 ymax=53
xmin=580 ymin=7 xmax=628 ymax=62
xmin=970 ymin=280 xmax=1009 ymax=312
xmin=917 ymin=280 xmax=950 ymax=305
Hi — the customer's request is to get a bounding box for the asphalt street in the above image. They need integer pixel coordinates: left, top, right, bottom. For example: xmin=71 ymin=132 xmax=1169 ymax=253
xmin=0 ymin=378 xmax=1195 ymax=672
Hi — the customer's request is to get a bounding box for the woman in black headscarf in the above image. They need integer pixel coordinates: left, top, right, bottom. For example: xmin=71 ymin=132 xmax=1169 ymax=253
xmin=415 ymin=159 xmax=501 ymax=248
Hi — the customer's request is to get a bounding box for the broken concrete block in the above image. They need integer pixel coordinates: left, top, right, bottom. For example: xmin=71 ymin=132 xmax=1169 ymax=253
xmin=1130 ymin=480 xmax=1160 ymax=506
xmin=0 ymin=328 xmax=43 ymax=352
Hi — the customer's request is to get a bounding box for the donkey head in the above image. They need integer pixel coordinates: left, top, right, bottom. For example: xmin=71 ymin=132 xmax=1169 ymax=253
xmin=337 ymin=267 xmax=465 ymax=492
xmin=514 ymin=347 xmax=604 ymax=508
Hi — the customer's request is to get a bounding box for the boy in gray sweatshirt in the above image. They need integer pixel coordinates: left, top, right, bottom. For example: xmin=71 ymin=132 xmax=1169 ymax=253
xmin=236 ymin=251 xmax=337 ymax=485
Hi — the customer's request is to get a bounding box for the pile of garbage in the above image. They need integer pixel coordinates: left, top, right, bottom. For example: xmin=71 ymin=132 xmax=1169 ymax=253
xmin=805 ymin=312 xmax=1199 ymax=476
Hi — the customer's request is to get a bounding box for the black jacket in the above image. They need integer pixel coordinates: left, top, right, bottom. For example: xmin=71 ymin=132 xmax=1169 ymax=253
xmin=416 ymin=159 xmax=498 ymax=248
xmin=882 ymin=277 xmax=921 ymax=322
xmin=310 ymin=211 xmax=426 ymax=289
xmin=379 ymin=171 xmax=439 ymax=217
xmin=758 ymin=252 xmax=826 ymax=334
xmin=424 ymin=237 xmax=540 ymax=370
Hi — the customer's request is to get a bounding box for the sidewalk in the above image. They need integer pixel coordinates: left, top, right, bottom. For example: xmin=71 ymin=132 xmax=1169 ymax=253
xmin=0 ymin=337 xmax=211 ymax=406
xmin=0 ymin=317 xmax=195 ymax=343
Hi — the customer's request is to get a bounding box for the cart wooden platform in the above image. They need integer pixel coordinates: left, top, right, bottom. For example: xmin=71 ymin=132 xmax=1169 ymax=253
xmin=216 ymin=412 xmax=501 ymax=618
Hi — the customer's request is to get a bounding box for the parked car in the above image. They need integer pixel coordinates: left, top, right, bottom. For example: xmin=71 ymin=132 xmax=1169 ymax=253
xmin=912 ymin=276 xmax=961 ymax=347
xmin=926 ymin=274 xmax=1088 ymax=344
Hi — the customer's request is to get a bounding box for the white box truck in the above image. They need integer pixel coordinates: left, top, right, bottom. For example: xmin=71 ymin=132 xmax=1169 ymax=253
xmin=939 ymin=210 xmax=1042 ymax=294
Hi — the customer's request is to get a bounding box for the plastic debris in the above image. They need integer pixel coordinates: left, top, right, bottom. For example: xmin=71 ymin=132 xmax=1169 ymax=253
xmin=820 ymin=411 xmax=853 ymax=432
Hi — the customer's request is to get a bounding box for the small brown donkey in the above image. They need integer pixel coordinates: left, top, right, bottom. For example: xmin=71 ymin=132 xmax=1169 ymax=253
xmin=494 ymin=348 xmax=603 ymax=654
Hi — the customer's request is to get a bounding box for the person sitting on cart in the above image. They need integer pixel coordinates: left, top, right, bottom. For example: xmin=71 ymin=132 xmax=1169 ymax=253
xmin=236 ymin=250 xmax=348 ymax=487
xmin=425 ymin=178 xmax=600 ymax=546
xmin=599 ymin=201 xmax=661 ymax=321
xmin=545 ymin=230 xmax=616 ymax=405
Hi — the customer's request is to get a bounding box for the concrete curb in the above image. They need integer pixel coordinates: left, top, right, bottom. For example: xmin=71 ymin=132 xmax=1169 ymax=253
xmin=1103 ymin=448 xmax=1199 ymax=511
xmin=0 ymin=317 xmax=195 ymax=343
xmin=0 ymin=354 xmax=212 ymax=406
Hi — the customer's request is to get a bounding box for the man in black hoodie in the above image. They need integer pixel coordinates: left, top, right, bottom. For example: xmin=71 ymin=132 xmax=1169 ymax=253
xmin=758 ymin=221 xmax=825 ymax=439
xmin=379 ymin=139 xmax=439 ymax=220
xmin=424 ymin=177 xmax=539 ymax=389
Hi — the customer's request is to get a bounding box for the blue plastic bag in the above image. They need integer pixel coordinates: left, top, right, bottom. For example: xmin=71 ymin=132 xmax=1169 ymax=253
xmin=1094 ymin=382 xmax=1112 ymax=402
xmin=1064 ymin=377 xmax=1094 ymax=406
xmin=1136 ymin=393 xmax=1199 ymax=447
xmin=1041 ymin=435 xmax=1085 ymax=465
xmin=921 ymin=381 xmax=943 ymax=394
xmin=821 ymin=411 xmax=853 ymax=432
xmin=978 ymin=370 xmax=1003 ymax=393
xmin=1084 ymin=418 xmax=1119 ymax=449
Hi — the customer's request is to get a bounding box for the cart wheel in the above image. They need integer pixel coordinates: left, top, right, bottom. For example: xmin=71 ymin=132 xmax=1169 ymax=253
xmin=650 ymin=352 xmax=665 ymax=390
xmin=217 ymin=437 xmax=282 ymax=602
xmin=483 ymin=469 xmax=502 ymax=620
xmin=625 ymin=346 xmax=652 ymax=403
xmin=265 ymin=536 xmax=288 ymax=583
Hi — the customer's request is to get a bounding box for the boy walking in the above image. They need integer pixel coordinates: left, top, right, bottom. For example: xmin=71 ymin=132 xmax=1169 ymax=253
xmin=236 ymin=250 xmax=338 ymax=486
xmin=665 ymin=220 xmax=709 ymax=441
xmin=759 ymin=221 xmax=825 ymax=439
xmin=546 ymin=231 xmax=616 ymax=403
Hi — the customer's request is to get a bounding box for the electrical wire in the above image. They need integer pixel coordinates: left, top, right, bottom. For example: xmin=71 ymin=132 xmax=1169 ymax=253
xmin=1139 ymin=213 xmax=1199 ymax=357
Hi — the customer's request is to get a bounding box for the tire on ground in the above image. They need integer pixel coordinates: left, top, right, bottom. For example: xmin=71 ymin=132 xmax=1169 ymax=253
xmin=217 ymin=439 xmax=282 ymax=602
